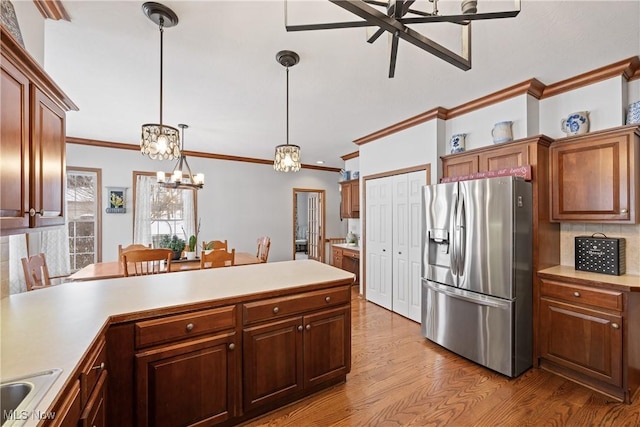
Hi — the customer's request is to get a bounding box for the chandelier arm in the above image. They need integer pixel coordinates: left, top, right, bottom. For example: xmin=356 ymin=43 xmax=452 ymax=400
xmin=367 ymin=27 xmax=385 ymax=43
xmin=286 ymin=66 xmax=289 ymax=146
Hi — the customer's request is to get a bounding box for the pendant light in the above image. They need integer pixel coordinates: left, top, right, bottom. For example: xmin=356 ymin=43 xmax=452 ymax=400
xmin=140 ymin=2 xmax=181 ymax=160
xmin=156 ymin=124 xmax=204 ymax=190
xmin=273 ymin=50 xmax=301 ymax=172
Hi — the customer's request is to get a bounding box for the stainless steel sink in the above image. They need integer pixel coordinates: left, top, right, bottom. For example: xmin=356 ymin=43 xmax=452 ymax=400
xmin=1 ymin=369 xmax=62 ymax=426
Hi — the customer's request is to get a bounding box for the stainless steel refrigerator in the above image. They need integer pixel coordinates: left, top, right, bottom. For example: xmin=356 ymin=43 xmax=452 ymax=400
xmin=421 ymin=176 xmax=532 ymax=377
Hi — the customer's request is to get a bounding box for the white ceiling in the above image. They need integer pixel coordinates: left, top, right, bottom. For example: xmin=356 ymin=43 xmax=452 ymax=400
xmin=43 ymin=1 xmax=640 ymax=168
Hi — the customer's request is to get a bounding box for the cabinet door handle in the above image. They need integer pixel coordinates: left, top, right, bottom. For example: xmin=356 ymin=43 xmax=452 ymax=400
xmin=612 ymin=323 xmax=620 ymax=329
xmin=382 ymin=249 xmax=386 ymax=252
xmin=26 ymin=208 xmax=44 ymax=217
xmin=305 ymin=324 xmax=311 ymax=331
xmin=573 ymin=291 xmax=580 ymax=297
xmin=228 ymin=343 xmax=235 ymax=351
xmin=186 ymin=323 xmax=194 ymax=332
xmin=297 ymin=325 xmax=303 ymax=332
xmin=325 ymin=296 xmax=331 ymax=303
xmin=273 ymin=306 xmax=279 ymax=314
xmin=621 ymin=208 xmax=628 ymax=213
xmin=91 ymin=362 xmax=105 ymax=371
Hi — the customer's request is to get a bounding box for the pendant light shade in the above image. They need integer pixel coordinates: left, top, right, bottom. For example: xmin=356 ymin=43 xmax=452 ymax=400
xmin=273 ymin=50 xmax=301 ymax=172
xmin=140 ymin=2 xmax=181 ymax=160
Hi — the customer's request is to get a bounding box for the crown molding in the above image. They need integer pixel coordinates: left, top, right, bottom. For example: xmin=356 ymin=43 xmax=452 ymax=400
xmin=33 ymin=0 xmax=70 ymax=21
xmin=541 ymin=56 xmax=640 ymax=99
xmin=340 ymin=151 xmax=359 ymax=161
xmin=65 ymin=137 xmax=341 ymax=172
xmin=354 ymin=107 xmax=449 ymax=146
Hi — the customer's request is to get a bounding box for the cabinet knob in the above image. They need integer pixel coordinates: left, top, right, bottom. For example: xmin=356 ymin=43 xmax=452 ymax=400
xmin=573 ymin=291 xmax=580 ymax=297
xmin=26 ymin=208 xmax=44 ymax=217
xmin=305 ymin=324 xmax=311 ymax=331
xmin=325 ymin=296 xmax=331 ymax=303
xmin=612 ymin=323 xmax=620 ymax=329
xmin=621 ymin=208 xmax=628 ymax=213
xmin=273 ymin=306 xmax=279 ymax=314
xmin=228 ymin=343 xmax=235 ymax=351
xmin=186 ymin=323 xmax=194 ymax=332
xmin=91 ymin=362 xmax=105 ymax=371
xmin=297 ymin=325 xmax=303 ymax=332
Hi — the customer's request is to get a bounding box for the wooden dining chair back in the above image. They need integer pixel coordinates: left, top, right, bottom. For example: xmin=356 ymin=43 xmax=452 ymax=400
xmin=121 ymin=249 xmax=173 ymax=277
xmin=21 ymin=253 xmax=51 ymax=291
xmin=200 ymin=249 xmax=235 ymax=269
xmin=118 ymin=243 xmax=151 ymax=257
xmin=256 ymin=237 xmax=271 ymax=263
xmin=202 ymin=240 xmax=228 ymax=252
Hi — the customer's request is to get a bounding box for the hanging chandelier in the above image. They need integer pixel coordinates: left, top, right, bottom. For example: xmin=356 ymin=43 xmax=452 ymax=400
xmin=140 ymin=2 xmax=181 ymax=160
xmin=156 ymin=124 xmax=204 ymax=190
xmin=284 ymin=0 xmax=521 ymax=78
xmin=273 ymin=50 xmax=301 ymax=173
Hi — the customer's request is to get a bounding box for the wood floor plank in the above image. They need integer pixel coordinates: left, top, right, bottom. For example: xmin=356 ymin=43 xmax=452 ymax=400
xmin=243 ymin=289 xmax=640 ymax=426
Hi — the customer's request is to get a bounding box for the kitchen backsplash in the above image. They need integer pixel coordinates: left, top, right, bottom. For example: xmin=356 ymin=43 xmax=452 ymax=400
xmin=1 ymin=235 xmax=10 ymax=298
xmin=560 ymin=223 xmax=640 ymax=275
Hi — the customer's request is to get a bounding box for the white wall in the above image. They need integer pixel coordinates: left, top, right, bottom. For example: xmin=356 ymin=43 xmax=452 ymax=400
xmin=446 ymin=96 xmax=529 ymax=151
xmin=12 ymin=1 xmax=45 ymax=65
xmin=540 ymin=77 xmax=625 ymax=138
xmin=66 ymin=144 xmax=344 ymax=264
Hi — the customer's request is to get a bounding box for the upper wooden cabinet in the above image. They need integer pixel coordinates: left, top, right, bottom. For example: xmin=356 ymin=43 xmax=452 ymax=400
xmin=549 ymin=126 xmax=639 ymax=223
xmin=340 ymin=179 xmax=360 ymax=219
xmin=0 ymin=27 xmax=77 ymax=236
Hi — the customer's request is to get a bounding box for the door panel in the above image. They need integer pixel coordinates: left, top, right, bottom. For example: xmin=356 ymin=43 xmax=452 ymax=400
xmin=407 ymin=172 xmax=424 ymax=322
xmin=366 ymin=177 xmax=393 ymax=310
xmin=392 ymin=174 xmax=409 ymax=317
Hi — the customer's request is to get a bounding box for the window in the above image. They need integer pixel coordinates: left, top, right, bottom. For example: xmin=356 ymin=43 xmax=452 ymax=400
xmin=66 ymin=168 xmax=102 ymax=271
xmin=133 ymin=172 xmax=197 ymax=247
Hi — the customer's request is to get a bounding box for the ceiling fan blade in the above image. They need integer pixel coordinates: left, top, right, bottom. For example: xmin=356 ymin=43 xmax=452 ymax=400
xmin=362 ymin=0 xmax=388 ymax=7
xmin=388 ymin=31 xmax=399 ymax=78
xmin=367 ymin=27 xmax=386 ymax=43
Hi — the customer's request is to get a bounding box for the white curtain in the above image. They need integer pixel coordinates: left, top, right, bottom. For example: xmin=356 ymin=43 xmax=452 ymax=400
xmin=134 ymin=175 xmax=196 ymax=247
xmin=182 ymin=189 xmax=196 ymax=242
xmin=41 ymin=227 xmax=71 ymax=278
xmin=134 ymin=174 xmax=154 ymax=246
xmin=9 ymin=234 xmax=28 ymax=294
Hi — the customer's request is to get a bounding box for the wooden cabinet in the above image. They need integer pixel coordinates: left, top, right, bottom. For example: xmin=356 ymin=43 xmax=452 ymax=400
xmin=47 ymin=337 xmax=108 ymax=427
xmin=441 ymin=137 xmax=535 ymax=176
xmin=340 ymin=179 xmax=360 ymax=219
xmin=538 ymin=271 xmax=640 ymax=402
xmin=134 ymin=306 xmax=238 ymax=427
xmin=549 ymin=126 xmax=640 ymax=223
xmin=0 ymin=26 xmax=77 ymax=235
xmin=242 ymin=287 xmax=351 ymax=413
xmin=332 ymin=245 xmax=359 ymax=285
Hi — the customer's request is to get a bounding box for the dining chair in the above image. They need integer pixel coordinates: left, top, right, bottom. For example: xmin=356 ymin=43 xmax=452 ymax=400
xmin=21 ymin=253 xmax=51 ymax=291
xmin=200 ymin=248 xmax=235 ymax=269
xmin=202 ymin=240 xmax=228 ymax=252
xmin=256 ymin=237 xmax=271 ymax=263
xmin=118 ymin=243 xmax=151 ymax=257
xmin=121 ymin=248 xmax=173 ymax=277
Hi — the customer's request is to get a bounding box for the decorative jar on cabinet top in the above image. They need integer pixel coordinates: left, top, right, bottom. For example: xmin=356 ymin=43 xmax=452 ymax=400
xmin=449 ymin=134 xmax=466 ymax=154
xmin=492 ymin=121 xmax=513 ymax=144
xmin=561 ymin=111 xmax=590 ymax=135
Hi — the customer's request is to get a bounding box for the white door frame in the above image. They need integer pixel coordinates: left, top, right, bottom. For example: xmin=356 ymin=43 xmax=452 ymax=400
xmin=292 ymin=188 xmax=326 ymax=262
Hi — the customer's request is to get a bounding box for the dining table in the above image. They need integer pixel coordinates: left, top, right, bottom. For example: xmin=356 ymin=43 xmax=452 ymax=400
xmin=67 ymin=252 xmax=262 ymax=282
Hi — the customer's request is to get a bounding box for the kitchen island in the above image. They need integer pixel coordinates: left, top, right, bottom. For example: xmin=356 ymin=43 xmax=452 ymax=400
xmin=1 ymin=260 xmax=354 ymax=426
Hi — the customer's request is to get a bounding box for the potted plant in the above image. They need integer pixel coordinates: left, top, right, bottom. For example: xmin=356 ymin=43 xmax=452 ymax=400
xmin=159 ymin=234 xmax=185 ymax=260
xmin=184 ymin=234 xmax=197 ymax=260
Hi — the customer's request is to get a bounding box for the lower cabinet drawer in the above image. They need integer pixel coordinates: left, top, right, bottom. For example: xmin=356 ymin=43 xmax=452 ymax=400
xmin=80 ymin=338 xmax=107 ymax=406
xmin=540 ymin=279 xmax=623 ymax=311
xmin=243 ymin=286 xmax=351 ymax=325
xmin=135 ymin=305 xmax=236 ymax=349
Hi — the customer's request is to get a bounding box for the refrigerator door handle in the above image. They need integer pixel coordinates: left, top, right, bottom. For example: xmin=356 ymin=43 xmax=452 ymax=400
xmin=456 ymin=191 xmax=466 ymax=274
xmin=450 ymin=192 xmax=458 ymax=276
xmin=423 ymin=280 xmax=511 ymax=309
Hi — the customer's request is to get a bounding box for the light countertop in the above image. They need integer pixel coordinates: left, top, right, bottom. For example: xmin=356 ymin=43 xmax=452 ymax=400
xmin=333 ymin=243 xmax=360 ymax=251
xmin=0 ymin=260 xmax=354 ymax=416
xmin=538 ymin=265 xmax=640 ymax=290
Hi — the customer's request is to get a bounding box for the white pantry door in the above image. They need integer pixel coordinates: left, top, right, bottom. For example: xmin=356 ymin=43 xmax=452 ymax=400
xmin=365 ymin=176 xmax=393 ymax=310
xmin=392 ymin=171 xmax=424 ymax=322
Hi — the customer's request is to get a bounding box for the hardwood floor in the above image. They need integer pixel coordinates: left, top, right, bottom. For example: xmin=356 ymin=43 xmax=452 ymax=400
xmin=244 ymin=287 xmax=640 ymax=426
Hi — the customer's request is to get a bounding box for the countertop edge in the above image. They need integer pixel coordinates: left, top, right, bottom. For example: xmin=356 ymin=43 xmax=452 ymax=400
xmin=538 ymin=265 xmax=640 ymax=292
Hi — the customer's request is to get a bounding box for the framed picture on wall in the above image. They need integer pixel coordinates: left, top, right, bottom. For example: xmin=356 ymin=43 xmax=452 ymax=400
xmin=106 ymin=187 xmax=127 ymax=213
